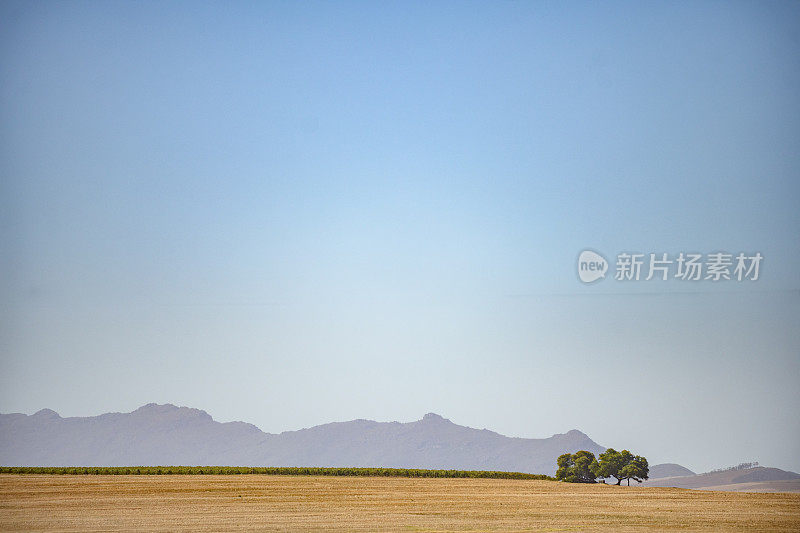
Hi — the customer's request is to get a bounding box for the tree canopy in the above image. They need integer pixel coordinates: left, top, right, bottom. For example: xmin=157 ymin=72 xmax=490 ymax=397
xmin=555 ymin=448 xmax=649 ymax=485
xmin=590 ymin=448 xmax=649 ymax=485
xmin=555 ymin=450 xmax=597 ymax=483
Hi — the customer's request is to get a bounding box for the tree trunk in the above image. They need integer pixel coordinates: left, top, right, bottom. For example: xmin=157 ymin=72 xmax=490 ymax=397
xmin=627 ymin=479 xmax=630 ymax=486
xmin=616 ymin=479 xmax=621 ymax=485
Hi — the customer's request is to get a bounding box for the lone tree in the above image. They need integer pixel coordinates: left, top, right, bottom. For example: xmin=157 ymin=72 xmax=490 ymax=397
xmin=555 ymin=450 xmax=597 ymax=483
xmin=590 ymin=448 xmax=649 ymax=485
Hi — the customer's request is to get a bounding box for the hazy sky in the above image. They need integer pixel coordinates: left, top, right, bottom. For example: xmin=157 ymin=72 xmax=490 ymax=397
xmin=1 ymin=1 xmax=798 ymax=473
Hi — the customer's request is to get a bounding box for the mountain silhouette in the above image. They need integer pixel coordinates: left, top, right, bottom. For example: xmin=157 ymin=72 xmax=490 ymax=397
xmin=0 ymin=403 xmax=605 ymax=475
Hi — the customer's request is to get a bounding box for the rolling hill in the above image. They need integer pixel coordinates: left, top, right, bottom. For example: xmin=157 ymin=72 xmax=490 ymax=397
xmin=649 ymin=463 xmax=695 ymax=479
xmin=640 ymin=466 xmax=800 ymax=492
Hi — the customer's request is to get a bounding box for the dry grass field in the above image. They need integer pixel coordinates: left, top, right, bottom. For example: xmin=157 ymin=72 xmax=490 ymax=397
xmin=1 ymin=474 xmax=799 ymax=532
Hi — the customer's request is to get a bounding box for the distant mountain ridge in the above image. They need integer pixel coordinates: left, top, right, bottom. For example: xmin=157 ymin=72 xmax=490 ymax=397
xmin=0 ymin=404 xmax=606 ymax=475
xmin=640 ymin=466 xmax=800 ymax=492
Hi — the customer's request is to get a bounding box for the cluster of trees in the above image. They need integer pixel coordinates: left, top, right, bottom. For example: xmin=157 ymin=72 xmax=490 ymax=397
xmin=706 ymin=462 xmax=758 ymax=474
xmin=556 ymin=449 xmax=649 ymax=485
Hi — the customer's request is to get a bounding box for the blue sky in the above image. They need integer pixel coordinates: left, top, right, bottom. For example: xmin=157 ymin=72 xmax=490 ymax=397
xmin=1 ymin=1 xmax=799 ymax=472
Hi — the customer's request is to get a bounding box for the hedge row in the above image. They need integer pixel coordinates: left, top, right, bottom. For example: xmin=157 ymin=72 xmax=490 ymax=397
xmin=0 ymin=466 xmax=553 ymax=480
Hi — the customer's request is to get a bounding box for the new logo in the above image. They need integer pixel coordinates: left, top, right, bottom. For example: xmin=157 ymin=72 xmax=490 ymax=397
xmin=578 ymin=250 xmax=608 ymax=283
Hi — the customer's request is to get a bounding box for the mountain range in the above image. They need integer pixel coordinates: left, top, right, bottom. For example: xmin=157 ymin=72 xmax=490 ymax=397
xmin=3 ymin=403 xmax=797 ymax=491
xmin=0 ymin=403 xmax=605 ymax=475
xmin=640 ymin=466 xmax=800 ymax=492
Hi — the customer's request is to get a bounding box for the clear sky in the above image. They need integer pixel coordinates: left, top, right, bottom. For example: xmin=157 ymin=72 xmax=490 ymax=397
xmin=1 ymin=1 xmax=798 ymax=473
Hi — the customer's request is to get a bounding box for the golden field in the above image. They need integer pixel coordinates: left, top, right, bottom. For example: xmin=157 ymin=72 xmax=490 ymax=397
xmin=1 ymin=474 xmax=798 ymax=532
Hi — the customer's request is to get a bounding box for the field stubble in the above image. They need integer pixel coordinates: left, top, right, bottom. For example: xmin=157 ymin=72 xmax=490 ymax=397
xmin=1 ymin=474 xmax=798 ymax=532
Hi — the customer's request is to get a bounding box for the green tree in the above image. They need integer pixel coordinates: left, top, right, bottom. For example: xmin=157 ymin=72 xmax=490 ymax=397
xmin=618 ymin=455 xmax=649 ymax=486
xmin=590 ymin=448 xmax=649 ymax=485
xmin=555 ymin=450 xmax=597 ymax=483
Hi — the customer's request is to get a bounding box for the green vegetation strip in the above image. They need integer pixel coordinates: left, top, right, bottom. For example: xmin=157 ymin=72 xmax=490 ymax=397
xmin=0 ymin=466 xmax=553 ymax=479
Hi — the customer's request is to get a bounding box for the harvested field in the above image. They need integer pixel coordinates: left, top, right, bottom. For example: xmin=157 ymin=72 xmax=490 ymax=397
xmin=1 ymin=474 xmax=798 ymax=531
